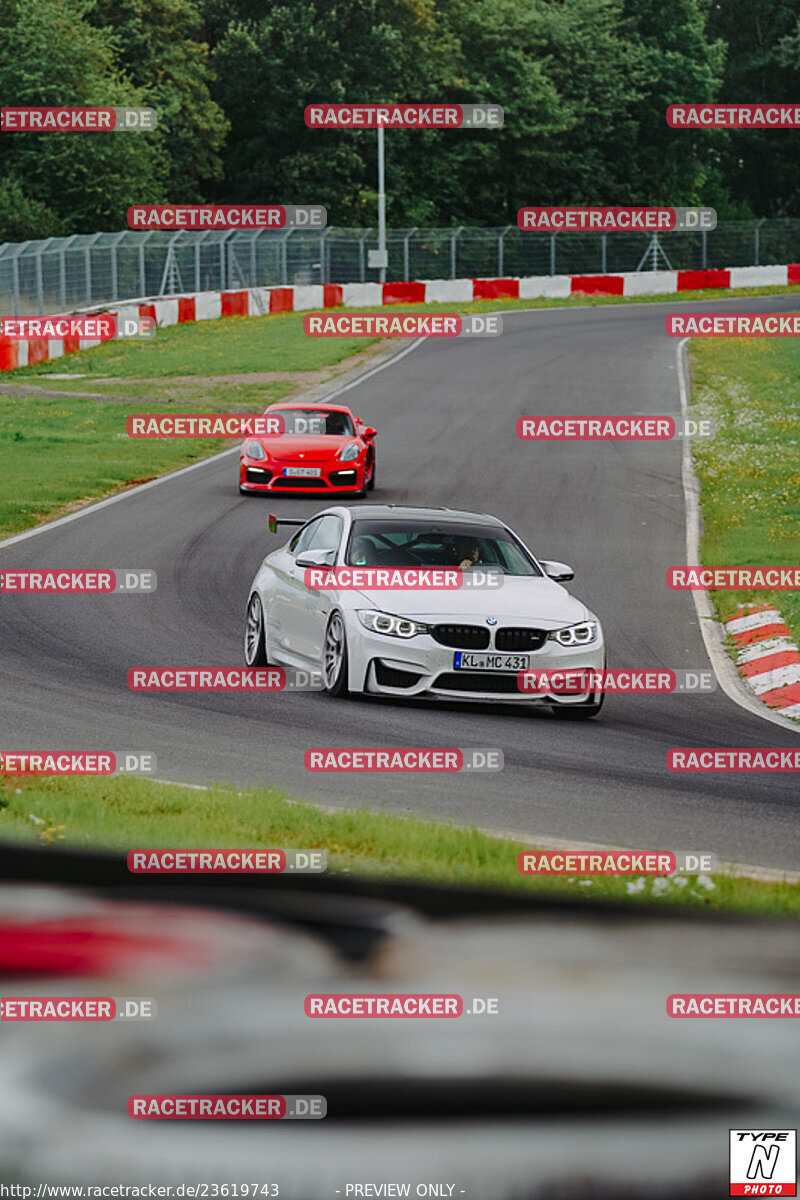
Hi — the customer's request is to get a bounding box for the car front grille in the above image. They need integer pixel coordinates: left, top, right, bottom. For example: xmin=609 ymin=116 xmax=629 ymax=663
xmin=434 ymin=672 xmax=522 ymax=694
xmin=431 ymin=625 xmax=491 ymax=650
xmin=273 ymin=477 xmax=328 ymax=488
xmin=495 ymin=627 xmax=548 ymax=651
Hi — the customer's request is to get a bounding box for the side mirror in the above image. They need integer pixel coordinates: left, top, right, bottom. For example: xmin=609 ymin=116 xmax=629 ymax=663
xmin=541 ymin=559 xmax=574 ymax=582
xmin=361 ymin=426 xmax=377 ymax=438
xmin=296 ymin=549 xmax=336 ymax=569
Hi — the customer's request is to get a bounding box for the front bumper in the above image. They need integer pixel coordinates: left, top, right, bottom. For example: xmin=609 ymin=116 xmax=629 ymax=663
xmin=346 ymin=620 xmax=606 ymax=704
xmin=240 ymin=462 xmax=365 ymax=492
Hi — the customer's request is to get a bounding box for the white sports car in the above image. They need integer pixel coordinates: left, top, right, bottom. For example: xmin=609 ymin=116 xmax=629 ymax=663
xmin=244 ymin=504 xmax=606 ymax=717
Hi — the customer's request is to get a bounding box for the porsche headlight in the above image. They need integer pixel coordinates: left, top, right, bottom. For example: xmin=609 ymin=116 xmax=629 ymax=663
xmin=338 ymin=443 xmax=360 ymax=462
xmin=358 ymin=610 xmax=429 ymax=638
xmin=548 ymin=621 xmax=598 ymax=647
xmin=245 ymin=440 xmax=267 ymax=460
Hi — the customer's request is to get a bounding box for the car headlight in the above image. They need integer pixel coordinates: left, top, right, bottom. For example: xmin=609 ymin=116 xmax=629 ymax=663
xmin=548 ymin=621 xmax=598 ymax=647
xmin=358 ymin=610 xmax=429 ymax=638
xmin=245 ymin=441 xmax=267 ymax=460
xmin=338 ymin=443 xmax=360 ymax=462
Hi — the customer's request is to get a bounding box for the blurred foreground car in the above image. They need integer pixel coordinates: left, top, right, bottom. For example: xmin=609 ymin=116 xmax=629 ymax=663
xmin=1 ymin=841 xmax=798 ymax=1198
xmin=239 ymin=403 xmax=376 ymax=497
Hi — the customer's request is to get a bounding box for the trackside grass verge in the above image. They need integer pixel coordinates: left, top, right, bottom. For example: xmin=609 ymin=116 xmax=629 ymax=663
xmin=688 ymin=335 xmax=800 ymax=654
xmin=1 ymin=774 xmax=798 ymax=917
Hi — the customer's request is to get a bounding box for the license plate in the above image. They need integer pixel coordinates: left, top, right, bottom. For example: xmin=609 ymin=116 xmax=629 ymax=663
xmin=283 ymin=466 xmax=321 ymax=477
xmin=453 ymin=652 xmax=530 ymax=671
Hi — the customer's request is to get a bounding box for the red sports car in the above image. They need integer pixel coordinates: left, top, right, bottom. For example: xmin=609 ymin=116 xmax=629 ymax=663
xmin=238 ymin=403 xmax=377 ymax=496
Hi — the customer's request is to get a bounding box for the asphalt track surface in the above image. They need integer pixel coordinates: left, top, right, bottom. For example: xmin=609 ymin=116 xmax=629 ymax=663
xmin=1 ymin=295 xmax=799 ymax=869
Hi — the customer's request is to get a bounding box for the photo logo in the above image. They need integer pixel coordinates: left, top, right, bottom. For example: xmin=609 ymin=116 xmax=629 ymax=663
xmin=729 ymin=1129 xmax=796 ymax=1196
xmin=667 ymin=314 xmax=800 ymax=337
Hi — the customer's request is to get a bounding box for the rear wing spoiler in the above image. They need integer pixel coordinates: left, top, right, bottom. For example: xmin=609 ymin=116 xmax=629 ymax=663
xmin=268 ymin=513 xmax=306 ymax=534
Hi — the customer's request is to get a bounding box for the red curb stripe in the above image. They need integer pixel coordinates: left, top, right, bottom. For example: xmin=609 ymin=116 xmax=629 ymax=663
xmin=382 ymin=282 xmax=426 ymax=305
xmin=759 ymin=681 xmax=800 ymax=709
xmin=473 ymin=278 xmax=519 ymax=300
xmin=178 ymin=297 xmax=196 ymax=323
xmin=323 ymin=285 xmax=343 ymax=308
xmin=570 ymin=274 xmax=624 ymax=296
xmin=740 ymin=650 xmax=800 ymax=678
xmin=221 ymin=290 xmax=248 ymax=318
xmin=787 ymin=263 xmax=800 ymax=284
xmin=732 ymin=622 xmax=791 ymax=646
xmin=677 ymin=268 xmax=730 ymax=291
xmin=268 ymin=288 xmax=294 ymax=314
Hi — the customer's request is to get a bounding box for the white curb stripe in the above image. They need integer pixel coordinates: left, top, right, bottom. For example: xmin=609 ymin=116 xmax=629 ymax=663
xmin=726 ymin=608 xmax=784 ymax=635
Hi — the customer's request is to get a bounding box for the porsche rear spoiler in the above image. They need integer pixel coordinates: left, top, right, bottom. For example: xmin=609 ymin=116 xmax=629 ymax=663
xmin=268 ymin=513 xmax=306 ymax=534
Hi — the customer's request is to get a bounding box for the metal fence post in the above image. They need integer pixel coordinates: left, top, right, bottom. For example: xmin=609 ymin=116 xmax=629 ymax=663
xmin=754 ymin=217 xmax=766 ymax=266
xmin=550 ymin=233 xmax=556 ymax=276
xmin=403 ymin=227 xmax=417 ymax=282
xmin=320 ymin=230 xmax=331 ymax=284
xmin=10 ymin=245 xmax=24 ymax=316
xmin=498 ymin=225 xmax=512 ymax=276
xmin=450 ymin=226 xmax=463 ymax=279
xmin=358 ymin=229 xmax=371 ymax=283
xmin=701 ymin=230 xmax=707 ymax=270
xmin=601 ymin=233 xmax=607 ymax=274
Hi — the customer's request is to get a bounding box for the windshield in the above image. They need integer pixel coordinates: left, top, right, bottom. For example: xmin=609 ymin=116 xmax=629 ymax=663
xmin=346 ymin=519 xmax=542 ymax=575
xmin=271 ymin=408 xmax=355 ymax=436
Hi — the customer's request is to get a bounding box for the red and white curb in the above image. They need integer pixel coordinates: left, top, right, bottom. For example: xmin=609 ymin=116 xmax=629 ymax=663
xmin=725 ymin=604 xmax=800 ymax=720
xmin=1 ymin=262 xmax=798 ymax=372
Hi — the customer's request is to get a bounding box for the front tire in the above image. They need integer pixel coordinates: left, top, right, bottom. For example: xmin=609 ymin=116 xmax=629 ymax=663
xmin=244 ymin=594 xmax=267 ymax=666
xmin=366 ymin=453 xmax=376 ymax=491
xmin=323 ymin=611 xmax=350 ymax=697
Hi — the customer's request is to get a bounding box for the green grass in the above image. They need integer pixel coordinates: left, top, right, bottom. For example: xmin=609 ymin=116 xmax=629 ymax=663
xmin=2 ymin=774 xmax=798 ymax=916
xmin=689 ymin=335 xmax=800 ymax=656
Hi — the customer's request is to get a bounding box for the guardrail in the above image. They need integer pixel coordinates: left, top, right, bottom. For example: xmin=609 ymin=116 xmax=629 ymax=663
xmin=2 ymin=219 xmax=799 ymax=315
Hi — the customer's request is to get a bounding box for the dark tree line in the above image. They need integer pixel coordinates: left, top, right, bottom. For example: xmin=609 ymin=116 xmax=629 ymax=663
xmin=0 ymin=0 xmax=798 ymax=240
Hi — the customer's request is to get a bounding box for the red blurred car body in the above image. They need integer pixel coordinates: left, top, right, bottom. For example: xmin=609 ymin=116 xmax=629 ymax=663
xmin=239 ymin=403 xmax=377 ymax=496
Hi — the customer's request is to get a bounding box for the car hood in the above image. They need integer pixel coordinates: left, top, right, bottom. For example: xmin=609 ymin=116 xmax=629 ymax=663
xmin=342 ymin=575 xmax=591 ymax=625
xmin=257 ymin=435 xmax=354 ymax=463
